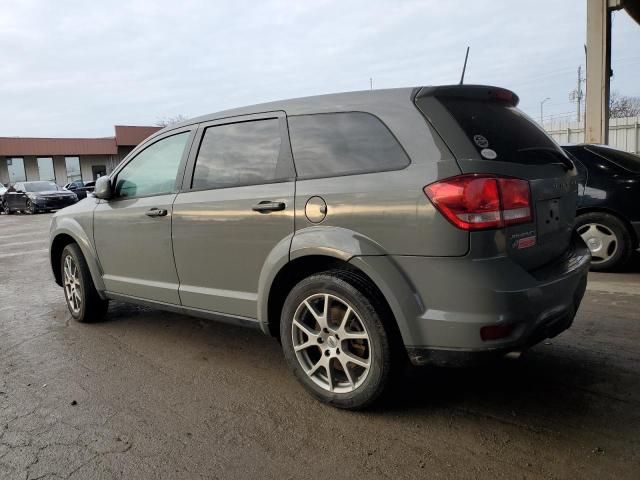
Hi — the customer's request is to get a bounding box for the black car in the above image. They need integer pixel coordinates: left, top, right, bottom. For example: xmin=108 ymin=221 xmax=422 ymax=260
xmin=562 ymin=144 xmax=640 ymax=271
xmin=2 ymin=181 xmax=78 ymax=214
xmin=64 ymin=180 xmax=95 ymax=200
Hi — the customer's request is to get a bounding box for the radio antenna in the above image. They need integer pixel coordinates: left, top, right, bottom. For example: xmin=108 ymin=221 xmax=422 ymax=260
xmin=459 ymin=46 xmax=470 ymax=85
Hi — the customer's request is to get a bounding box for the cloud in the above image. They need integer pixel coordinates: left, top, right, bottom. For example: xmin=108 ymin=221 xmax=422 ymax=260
xmin=0 ymin=0 xmax=638 ymax=136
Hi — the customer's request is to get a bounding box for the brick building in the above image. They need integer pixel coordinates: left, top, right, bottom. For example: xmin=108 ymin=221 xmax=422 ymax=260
xmin=0 ymin=125 xmax=161 ymax=186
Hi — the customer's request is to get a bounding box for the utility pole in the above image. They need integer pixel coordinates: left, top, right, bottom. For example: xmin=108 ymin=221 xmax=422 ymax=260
xmin=370 ymin=78 xmax=373 ymax=90
xmin=570 ymin=66 xmax=585 ymax=122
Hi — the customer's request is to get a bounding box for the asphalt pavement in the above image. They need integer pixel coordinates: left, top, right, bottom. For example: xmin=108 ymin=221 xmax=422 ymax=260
xmin=1 ymin=213 xmax=639 ymax=479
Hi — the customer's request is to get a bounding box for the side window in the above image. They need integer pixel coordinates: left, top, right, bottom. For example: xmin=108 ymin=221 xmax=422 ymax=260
xmin=115 ymin=132 xmax=190 ymax=198
xmin=191 ymin=118 xmax=290 ymax=190
xmin=288 ymin=112 xmax=410 ymax=178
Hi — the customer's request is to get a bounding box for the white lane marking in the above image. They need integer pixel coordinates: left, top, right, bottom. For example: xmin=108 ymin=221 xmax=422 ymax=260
xmin=0 ymin=239 xmax=48 ymax=248
xmin=0 ymin=248 xmax=48 ymax=259
xmin=0 ymin=231 xmax=46 ymax=240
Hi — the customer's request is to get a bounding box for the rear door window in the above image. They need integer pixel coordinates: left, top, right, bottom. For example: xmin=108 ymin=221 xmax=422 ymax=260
xmin=288 ymin=112 xmax=409 ymax=178
xmin=436 ymin=97 xmax=567 ymax=165
xmin=191 ymin=118 xmax=292 ymax=190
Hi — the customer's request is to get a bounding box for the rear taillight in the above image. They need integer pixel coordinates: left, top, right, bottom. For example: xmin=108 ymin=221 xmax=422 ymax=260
xmin=424 ymin=175 xmax=532 ymax=231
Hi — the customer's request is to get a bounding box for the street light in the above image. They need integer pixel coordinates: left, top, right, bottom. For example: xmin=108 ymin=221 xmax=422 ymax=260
xmin=540 ymin=97 xmax=551 ymax=124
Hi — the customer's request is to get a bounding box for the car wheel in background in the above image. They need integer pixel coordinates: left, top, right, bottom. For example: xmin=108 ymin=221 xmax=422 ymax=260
xmin=26 ymin=199 xmax=36 ymax=214
xmin=60 ymin=243 xmax=109 ymax=322
xmin=576 ymin=212 xmax=632 ymax=271
xmin=2 ymin=202 xmax=13 ymax=215
xmin=280 ymin=270 xmax=398 ymax=410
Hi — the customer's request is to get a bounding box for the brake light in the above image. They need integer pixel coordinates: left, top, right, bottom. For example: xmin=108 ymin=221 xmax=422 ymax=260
xmin=490 ymin=88 xmax=516 ymax=104
xmin=424 ymin=175 xmax=532 ymax=231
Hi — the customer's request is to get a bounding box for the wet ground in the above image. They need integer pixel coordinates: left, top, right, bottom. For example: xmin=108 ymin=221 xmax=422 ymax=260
xmin=1 ymin=213 xmax=639 ymax=479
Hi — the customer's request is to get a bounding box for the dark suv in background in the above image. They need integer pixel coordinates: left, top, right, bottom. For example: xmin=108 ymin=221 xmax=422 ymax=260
xmin=50 ymin=86 xmax=590 ymax=409
xmin=64 ymin=180 xmax=96 ymax=200
xmin=562 ymin=144 xmax=640 ymax=271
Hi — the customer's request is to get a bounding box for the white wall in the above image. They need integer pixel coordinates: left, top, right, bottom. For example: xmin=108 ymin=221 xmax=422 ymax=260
xmin=543 ymin=116 xmax=640 ymax=153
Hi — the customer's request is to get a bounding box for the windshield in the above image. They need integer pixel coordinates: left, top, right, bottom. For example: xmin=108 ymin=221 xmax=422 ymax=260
xmin=588 ymin=145 xmax=640 ymax=174
xmin=436 ymin=97 xmax=568 ymax=165
xmin=25 ymin=181 xmax=59 ymax=192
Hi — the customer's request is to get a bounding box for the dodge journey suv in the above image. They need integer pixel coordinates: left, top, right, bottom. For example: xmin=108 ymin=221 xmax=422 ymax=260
xmin=50 ymin=85 xmax=590 ymax=409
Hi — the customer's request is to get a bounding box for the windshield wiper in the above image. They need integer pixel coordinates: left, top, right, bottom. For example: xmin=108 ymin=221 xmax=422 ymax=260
xmin=517 ymin=147 xmax=575 ymax=171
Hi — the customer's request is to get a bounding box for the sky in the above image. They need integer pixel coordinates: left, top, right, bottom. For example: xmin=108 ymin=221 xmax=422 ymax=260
xmin=1 ymin=0 xmax=639 ymax=138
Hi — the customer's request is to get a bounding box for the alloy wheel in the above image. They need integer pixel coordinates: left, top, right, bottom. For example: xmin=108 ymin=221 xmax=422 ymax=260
xmin=291 ymin=293 xmax=371 ymax=393
xmin=578 ymin=222 xmax=618 ymax=265
xmin=63 ymin=255 xmax=82 ymax=315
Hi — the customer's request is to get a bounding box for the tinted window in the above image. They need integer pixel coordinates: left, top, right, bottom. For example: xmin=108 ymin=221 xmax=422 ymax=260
xmin=37 ymin=158 xmax=55 ymax=181
xmin=115 ymin=132 xmax=189 ymax=198
xmin=566 ymin=147 xmax=616 ymax=174
xmin=435 ymin=97 xmax=568 ymax=165
xmin=192 ymin=118 xmax=289 ymax=190
xmin=65 ymin=157 xmax=82 ymax=183
xmin=288 ymin=112 xmax=409 ymax=178
xmin=588 ymin=146 xmax=640 ymax=174
xmin=7 ymin=158 xmax=26 ymax=183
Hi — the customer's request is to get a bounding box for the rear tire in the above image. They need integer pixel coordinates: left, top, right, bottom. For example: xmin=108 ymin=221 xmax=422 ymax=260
xmin=576 ymin=212 xmax=632 ymax=271
xmin=280 ymin=270 xmax=398 ymax=410
xmin=60 ymin=243 xmax=108 ymax=322
xmin=2 ymin=202 xmax=13 ymax=215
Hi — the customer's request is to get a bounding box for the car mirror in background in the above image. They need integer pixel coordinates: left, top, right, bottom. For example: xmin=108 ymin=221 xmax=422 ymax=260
xmin=94 ymin=176 xmax=113 ymax=200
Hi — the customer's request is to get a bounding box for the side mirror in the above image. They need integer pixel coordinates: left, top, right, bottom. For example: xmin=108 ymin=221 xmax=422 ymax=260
xmin=94 ymin=176 xmax=113 ymax=200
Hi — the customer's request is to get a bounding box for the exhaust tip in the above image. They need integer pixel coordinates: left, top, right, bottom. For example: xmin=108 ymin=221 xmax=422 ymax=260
xmin=504 ymin=351 xmax=523 ymax=360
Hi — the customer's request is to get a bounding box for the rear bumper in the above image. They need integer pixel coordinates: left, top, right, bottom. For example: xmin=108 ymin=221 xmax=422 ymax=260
xmin=393 ymin=233 xmax=591 ymax=366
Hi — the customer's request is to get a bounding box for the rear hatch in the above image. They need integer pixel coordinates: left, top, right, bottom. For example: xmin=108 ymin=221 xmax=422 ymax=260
xmin=416 ymin=85 xmax=579 ymax=271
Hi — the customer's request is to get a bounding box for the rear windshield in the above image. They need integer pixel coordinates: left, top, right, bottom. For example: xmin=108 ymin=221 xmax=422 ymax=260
xmin=437 ymin=97 xmax=568 ymax=165
xmin=588 ymin=145 xmax=640 ymax=173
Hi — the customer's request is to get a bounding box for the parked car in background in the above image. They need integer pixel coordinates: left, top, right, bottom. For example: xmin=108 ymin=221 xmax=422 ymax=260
xmin=562 ymin=144 xmax=640 ymax=271
xmin=64 ymin=180 xmax=96 ymax=199
xmin=3 ymin=181 xmax=78 ymax=214
xmin=50 ymin=86 xmax=590 ymax=409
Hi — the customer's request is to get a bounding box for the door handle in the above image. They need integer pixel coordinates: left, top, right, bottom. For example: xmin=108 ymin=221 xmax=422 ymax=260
xmin=252 ymin=201 xmax=286 ymax=213
xmin=145 ymin=208 xmax=168 ymax=217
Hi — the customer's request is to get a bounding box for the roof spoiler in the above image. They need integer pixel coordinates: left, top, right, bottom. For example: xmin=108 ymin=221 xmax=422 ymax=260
xmin=415 ymin=85 xmax=519 ymax=107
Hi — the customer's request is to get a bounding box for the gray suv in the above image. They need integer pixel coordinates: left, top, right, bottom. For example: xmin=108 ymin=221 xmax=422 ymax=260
xmin=50 ymin=86 xmax=590 ymax=409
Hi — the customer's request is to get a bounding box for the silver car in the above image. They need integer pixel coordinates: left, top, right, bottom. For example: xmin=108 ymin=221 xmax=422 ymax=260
xmin=50 ymin=86 xmax=590 ymax=409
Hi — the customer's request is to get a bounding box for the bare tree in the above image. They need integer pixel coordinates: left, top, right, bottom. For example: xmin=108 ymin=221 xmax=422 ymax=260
xmin=609 ymin=92 xmax=640 ymax=118
xmin=155 ymin=114 xmax=188 ymax=127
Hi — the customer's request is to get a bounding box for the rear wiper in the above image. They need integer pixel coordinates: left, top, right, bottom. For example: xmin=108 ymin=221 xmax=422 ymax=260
xmin=517 ymin=147 xmax=575 ymax=171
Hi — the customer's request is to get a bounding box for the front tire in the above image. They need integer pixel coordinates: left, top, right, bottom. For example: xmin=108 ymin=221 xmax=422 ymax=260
xmin=2 ymin=202 xmax=13 ymax=215
xmin=576 ymin=212 xmax=632 ymax=271
xmin=280 ymin=271 xmax=396 ymax=409
xmin=61 ymin=243 xmax=108 ymax=322
xmin=26 ymin=200 xmax=36 ymax=214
